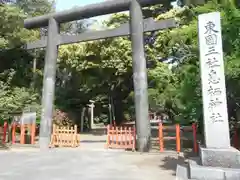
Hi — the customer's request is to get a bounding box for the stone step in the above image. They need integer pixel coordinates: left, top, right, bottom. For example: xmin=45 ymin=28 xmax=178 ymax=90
xmin=188 ymin=157 xmax=240 ymax=180
xmin=176 ymin=164 xmax=190 ymax=180
xmin=189 ymin=157 xmax=224 ymax=180
xmin=177 ymin=157 xmax=240 ymax=180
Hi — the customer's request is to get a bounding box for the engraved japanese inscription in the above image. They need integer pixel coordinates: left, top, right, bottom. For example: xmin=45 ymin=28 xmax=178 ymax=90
xmin=198 ymin=12 xmax=230 ymax=148
xmin=204 ymin=20 xmax=223 ymax=123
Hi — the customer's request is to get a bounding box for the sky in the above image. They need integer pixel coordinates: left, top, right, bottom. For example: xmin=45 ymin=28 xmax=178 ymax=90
xmin=56 ymin=0 xmax=178 ymax=11
xmin=55 ymin=0 xmax=178 ymax=24
xmin=56 ymin=0 xmax=110 ymax=23
xmin=56 ymin=0 xmax=104 ymax=11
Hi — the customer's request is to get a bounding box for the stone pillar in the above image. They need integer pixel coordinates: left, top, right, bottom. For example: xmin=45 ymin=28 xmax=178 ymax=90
xmin=88 ymin=100 xmax=95 ymax=130
xmin=176 ymin=12 xmax=240 ymax=180
xmin=80 ymin=107 xmax=86 ymax=132
xmin=199 ymin=12 xmax=230 ymax=149
xmin=130 ymin=0 xmax=151 ymax=152
xmin=198 ymin=12 xmax=238 ymax=168
xmin=39 ymin=18 xmax=59 ymax=149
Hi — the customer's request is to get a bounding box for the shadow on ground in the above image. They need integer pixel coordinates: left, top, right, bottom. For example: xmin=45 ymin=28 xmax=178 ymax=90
xmin=80 ymin=140 xmax=106 ymax=143
xmin=159 ymin=155 xmax=186 ymax=176
xmin=158 ymin=151 xmax=197 ymax=176
xmin=80 ymin=128 xmax=107 ymax=136
xmin=0 ymin=143 xmax=9 ymax=150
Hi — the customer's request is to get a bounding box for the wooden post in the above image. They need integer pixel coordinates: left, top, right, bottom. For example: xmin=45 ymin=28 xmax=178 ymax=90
xmin=176 ymin=124 xmax=181 ymax=153
xmin=12 ymin=123 xmax=16 ymax=144
xmin=120 ymin=126 xmax=123 ymax=147
xmin=159 ymin=123 xmax=164 ymax=152
xmin=2 ymin=121 xmax=7 ymax=144
xmin=124 ymin=126 xmax=127 ymax=149
xmin=20 ymin=124 xmax=25 ymax=144
xmin=106 ymin=125 xmax=110 ymax=148
xmin=233 ymin=129 xmax=239 ymax=149
xmin=70 ymin=126 xmax=73 ymax=147
xmin=74 ymin=125 xmax=77 ymax=147
xmin=192 ymin=123 xmax=198 ymax=153
xmin=31 ymin=124 xmax=36 ymax=144
xmin=116 ymin=126 xmax=118 ymax=147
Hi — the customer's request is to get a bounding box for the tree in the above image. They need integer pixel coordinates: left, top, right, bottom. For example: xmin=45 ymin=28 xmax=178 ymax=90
xmin=0 ymin=0 xmax=15 ymax=4
xmin=147 ymin=0 xmax=240 ymax=133
xmin=2 ymin=0 xmax=240 ymax=135
xmin=177 ymin=0 xmax=206 ymax=6
xmin=15 ymin=0 xmax=55 ymax=16
xmin=0 ymin=4 xmax=41 ymax=120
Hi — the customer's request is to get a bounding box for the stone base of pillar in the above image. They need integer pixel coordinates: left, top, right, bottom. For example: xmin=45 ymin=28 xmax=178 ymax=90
xmin=176 ymin=146 xmax=240 ymax=180
xmin=199 ymin=146 xmax=240 ymax=168
xmin=39 ymin=137 xmax=50 ymax=150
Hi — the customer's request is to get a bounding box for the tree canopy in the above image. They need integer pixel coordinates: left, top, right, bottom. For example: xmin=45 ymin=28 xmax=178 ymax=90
xmin=0 ymin=0 xmax=240 ymax=133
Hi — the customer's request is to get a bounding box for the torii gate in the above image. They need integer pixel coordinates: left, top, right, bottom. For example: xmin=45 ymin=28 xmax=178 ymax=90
xmin=24 ymin=0 xmax=176 ymax=152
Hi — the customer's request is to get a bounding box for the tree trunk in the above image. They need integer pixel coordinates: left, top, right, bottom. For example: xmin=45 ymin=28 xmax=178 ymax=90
xmin=113 ymin=96 xmax=124 ymax=125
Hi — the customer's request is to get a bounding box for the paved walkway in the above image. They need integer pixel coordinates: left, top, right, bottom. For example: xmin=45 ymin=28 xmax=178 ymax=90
xmin=0 ymin=148 xmax=183 ymax=180
xmin=0 ymin=133 xmax=187 ymax=180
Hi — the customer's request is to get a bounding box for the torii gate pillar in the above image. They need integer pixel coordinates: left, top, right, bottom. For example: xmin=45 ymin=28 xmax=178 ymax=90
xmin=130 ymin=0 xmax=151 ymax=151
xmin=39 ymin=18 xmax=59 ymax=149
xmin=24 ymin=0 xmax=176 ymax=152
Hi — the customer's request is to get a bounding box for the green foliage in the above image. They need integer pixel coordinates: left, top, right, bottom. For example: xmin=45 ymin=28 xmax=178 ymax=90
xmin=1 ymin=0 xmax=240 ymax=133
xmin=57 ymin=27 xmax=133 ymax=123
xmin=104 ymin=13 xmax=129 ymax=28
xmin=149 ymin=1 xmax=240 ymax=128
xmin=0 ymin=5 xmax=37 ymax=48
xmin=0 ymin=69 xmax=40 ymax=119
xmin=0 ymin=1 xmax=53 ymax=121
xmin=15 ymin=0 xmax=55 ymax=16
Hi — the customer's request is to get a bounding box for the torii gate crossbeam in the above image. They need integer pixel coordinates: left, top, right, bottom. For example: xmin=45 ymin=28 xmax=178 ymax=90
xmin=24 ymin=0 xmax=176 ymax=152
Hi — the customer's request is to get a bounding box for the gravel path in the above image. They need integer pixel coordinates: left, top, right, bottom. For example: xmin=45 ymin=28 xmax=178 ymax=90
xmin=0 ymin=148 xmax=181 ymax=180
xmin=0 ymin=133 xmax=186 ymax=180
